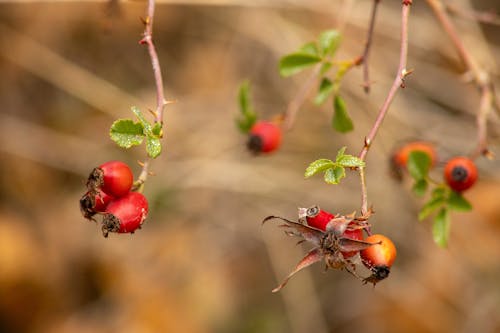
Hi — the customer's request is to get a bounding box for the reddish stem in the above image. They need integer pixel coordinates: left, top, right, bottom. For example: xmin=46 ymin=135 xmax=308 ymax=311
xmin=361 ymin=0 xmax=381 ymax=94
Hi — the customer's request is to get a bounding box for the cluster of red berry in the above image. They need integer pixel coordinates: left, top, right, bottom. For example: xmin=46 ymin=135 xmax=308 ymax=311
xmin=79 ymin=161 xmax=149 ymax=237
xmin=392 ymin=141 xmax=478 ymax=192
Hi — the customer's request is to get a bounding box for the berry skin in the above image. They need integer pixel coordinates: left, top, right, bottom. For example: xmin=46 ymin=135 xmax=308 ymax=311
xmin=341 ymin=226 xmax=364 ymax=258
xmin=80 ymin=189 xmax=114 ymax=220
xmin=101 ymin=192 xmax=148 ymax=237
xmin=247 ymin=121 xmax=282 ymax=154
xmin=87 ymin=161 xmax=134 ymax=198
xmin=393 ymin=141 xmax=437 ymax=168
xmin=360 ymin=234 xmax=397 ymax=282
xmin=444 ymin=156 xmax=478 ymax=192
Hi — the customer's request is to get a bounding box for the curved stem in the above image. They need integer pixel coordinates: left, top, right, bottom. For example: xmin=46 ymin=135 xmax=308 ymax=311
xmin=361 ymin=0 xmax=381 ymax=93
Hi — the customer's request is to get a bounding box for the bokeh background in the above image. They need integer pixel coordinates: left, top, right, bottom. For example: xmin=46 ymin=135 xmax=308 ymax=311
xmin=0 ymin=1 xmax=499 ymax=332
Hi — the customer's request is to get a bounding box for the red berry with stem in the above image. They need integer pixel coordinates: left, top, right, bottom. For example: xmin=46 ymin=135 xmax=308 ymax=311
xmin=393 ymin=141 xmax=437 ymax=169
xmin=80 ymin=189 xmax=114 ymax=219
xmin=247 ymin=121 xmax=282 ymax=154
xmin=101 ymin=192 xmax=148 ymax=237
xmin=87 ymin=161 xmax=134 ymax=198
xmin=361 ymin=234 xmax=397 ymax=284
xmin=444 ymin=156 xmax=478 ymax=192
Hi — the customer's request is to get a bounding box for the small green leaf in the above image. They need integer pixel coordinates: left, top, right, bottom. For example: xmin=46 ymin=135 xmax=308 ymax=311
xmin=433 ymin=208 xmax=450 ymax=248
xmin=279 ymin=53 xmax=322 ymax=77
xmin=132 ymin=106 xmax=152 ymax=134
xmin=337 ymin=155 xmax=365 ymax=168
xmin=236 ymin=81 xmax=257 ymax=133
xmin=110 ymin=119 xmax=145 ymax=148
xmin=318 ymin=29 xmax=341 ymax=57
xmin=407 ymin=151 xmax=431 ymax=180
xmin=146 ymin=137 xmax=162 ymax=158
xmin=305 ymin=159 xmax=335 ymax=178
xmin=320 ymin=62 xmax=333 ymax=75
xmin=324 ymin=166 xmax=345 ymax=184
xmin=419 ymin=196 xmax=445 ymax=221
xmin=299 ymin=42 xmax=319 ymax=56
xmin=314 ymin=78 xmax=335 ymax=106
xmin=447 ymin=191 xmax=473 ymax=212
xmin=152 ymin=122 xmax=163 ymax=137
xmin=412 ymin=179 xmax=428 ymax=197
xmin=332 ymin=95 xmax=353 ymax=133
xmin=432 ymin=187 xmax=447 ymax=199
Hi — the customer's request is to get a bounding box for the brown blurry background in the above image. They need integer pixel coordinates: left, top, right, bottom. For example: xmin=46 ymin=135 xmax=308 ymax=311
xmin=0 ymin=1 xmax=499 ymax=333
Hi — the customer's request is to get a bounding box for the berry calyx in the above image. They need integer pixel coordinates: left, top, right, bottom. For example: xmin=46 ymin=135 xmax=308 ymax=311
xmin=87 ymin=161 xmax=134 ymax=198
xmin=101 ymin=192 xmax=149 ymax=237
xmin=360 ymin=234 xmax=396 ymax=283
xmin=80 ymin=189 xmax=114 ymax=220
xmin=444 ymin=156 xmax=478 ymax=192
xmin=247 ymin=121 xmax=282 ymax=154
xmin=392 ymin=141 xmax=437 ymax=172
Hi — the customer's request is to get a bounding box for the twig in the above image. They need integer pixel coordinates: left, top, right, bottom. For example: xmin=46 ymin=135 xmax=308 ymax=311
xmin=444 ymin=2 xmax=500 ymax=26
xmin=361 ymin=0 xmax=381 ymax=94
xmin=282 ymin=64 xmax=321 ymax=131
xmin=358 ymin=0 xmax=413 ymax=215
xmin=425 ymin=0 xmax=496 ymax=159
xmin=136 ymin=0 xmax=168 ymax=186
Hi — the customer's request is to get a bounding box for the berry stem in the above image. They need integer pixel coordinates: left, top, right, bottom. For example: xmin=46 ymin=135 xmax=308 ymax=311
xmin=425 ymin=0 xmax=497 ymax=159
xmin=358 ymin=0 xmax=413 ymax=215
xmin=361 ymin=0 xmax=381 ymax=94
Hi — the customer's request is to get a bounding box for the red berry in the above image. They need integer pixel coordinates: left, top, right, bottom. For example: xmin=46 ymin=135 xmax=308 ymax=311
xmin=247 ymin=121 xmax=282 ymax=154
xmin=393 ymin=141 xmax=437 ymax=169
xmin=80 ymin=189 xmax=114 ymax=219
xmin=360 ymin=234 xmax=396 ymax=282
xmin=101 ymin=192 xmax=149 ymax=237
xmin=304 ymin=206 xmax=335 ymax=231
xmin=341 ymin=226 xmax=364 ymax=258
xmin=87 ymin=161 xmax=134 ymax=197
xmin=444 ymin=156 xmax=478 ymax=192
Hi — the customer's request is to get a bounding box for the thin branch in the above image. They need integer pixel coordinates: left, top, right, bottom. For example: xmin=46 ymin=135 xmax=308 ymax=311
xmin=361 ymin=0 xmax=381 ymax=94
xmin=444 ymin=2 xmax=500 ymax=26
xmin=425 ymin=0 xmax=495 ymax=159
xmin=358 ymin=0 xmax=413 ymax=215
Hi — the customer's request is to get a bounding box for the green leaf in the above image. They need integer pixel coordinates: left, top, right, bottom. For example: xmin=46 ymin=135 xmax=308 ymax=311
xmin=324 ymin=166 xmax=345 ymax=184
xmin=236 ymin=81 xmax=257 ymax=133
xmin=412 ymin=179 xmax=428 ymax=197
xmin=279 ymin=53 xmax=322 ymax=77
xmin=318 ymin=29 xmax=341 ymax=57
xmin=320 ymin=62 xmax=333 ymax=75
xmin=447 ymin=191 xmax=473 ymax=212
xmin=152 ymin=122 xmax=163 ymax=137
xmin=314 ymin=78 xmax=335 ymax=105
xmin=146 ymin=137 xmax=162 ymax=158
xmin=332 ymin=95 xmax=353 ymax=133
xmin=299 ymin=42 xmax=319 ymax=56
xmin=419 ymin=196 xmax=445 ymax=221
xmin=407 ymin=151 xmax=431 ymax=180
xmin=305 ymin=159 xmax=335 ymax=178
xmin=337 ymin=155 xmax=365 ymax=168
xmin=132 ymin=106 xmax=152 ymax=134
xmin=431 ymin=187 xmax=447 ymax=199
xmin=433 ymin=208 xmax=451 ymax=248
xmin=110 ymin=119 xmax=145 ymax=148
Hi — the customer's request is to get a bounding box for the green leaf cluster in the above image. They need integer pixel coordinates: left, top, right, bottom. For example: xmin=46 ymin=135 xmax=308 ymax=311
xmin=110 ymin=106 xmax=163 ymax=158
xmin=304 ymin=147 xmax=365 ymax=185
xmin=407 ymin=151 xmax=473 ymax=247
xmin=236 ymin=81 xmax=257 ymax=133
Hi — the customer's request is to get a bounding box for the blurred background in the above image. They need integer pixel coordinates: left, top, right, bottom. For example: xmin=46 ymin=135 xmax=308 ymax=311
xmin=0 ymin=1 xmax=499 ymax=332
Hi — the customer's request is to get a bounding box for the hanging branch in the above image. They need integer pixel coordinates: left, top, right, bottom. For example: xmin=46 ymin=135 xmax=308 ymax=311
xmin=358 ymin=0 xmax=413 ymax=215
xmin=361 ymin=0 xmax=381 ymax=93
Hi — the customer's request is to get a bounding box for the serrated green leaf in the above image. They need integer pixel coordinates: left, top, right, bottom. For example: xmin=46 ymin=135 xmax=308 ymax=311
xmin=279 ymin=53 xmax=322 ymax=77
xmin=236 ymin=81 xmax=257 ymax=133
xmin=412 ymin=179 xmax=428 ymax=197
xmin=305 ymin=159 xmax=335 ymax=178
xmin=314 ymin=78 xmax=335 ymax=106
xmin=335 ymin=146 xmax=347 ymax=160
xmin=419 ymin=194 xmax=446 ymax=221
xmin=131 ymin=106 xmax=152 ymax=133
xmin=318 ymin=29 xmax=341 ymax=57
xmin=324 ymin=166 xmax=345 ymax=184
xmin=299 ymin=42 xmax=319 ymax=56
xmin=447 ymin=191 xmax=473 ymax=212
xmin=407 ymin=151 xmax=431 ymax=181
xmin=332 ymin=95 xmax=353 ymax=133
xmin=146 ymin=137 xmax=162 ymax=158
xmin=337 ymin=155 xmax=365 ymax=168
xmin=110 ymin=119 xmax=145 ymax=148
xmin=433 ymin=208 xmax=450 ymax=248
xmin=152 ymin=122 xmax=163 ymax=137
